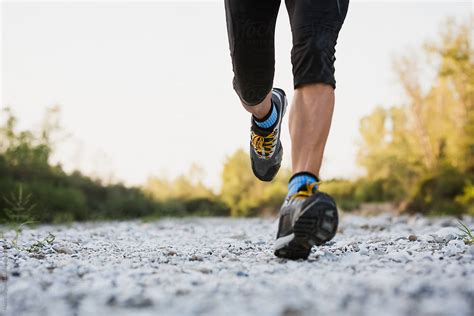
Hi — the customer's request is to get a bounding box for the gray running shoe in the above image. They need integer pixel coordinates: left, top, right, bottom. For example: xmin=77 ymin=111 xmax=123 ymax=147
xmin=274 ymin=182 xmax=338 ymax=260
xmin=250 ymin=88 xmax=287 ymax=182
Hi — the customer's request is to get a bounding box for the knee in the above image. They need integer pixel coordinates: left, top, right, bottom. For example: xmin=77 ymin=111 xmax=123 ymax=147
xmin=233 ymin=75 xmax=272 ymax=106
xmin=294 ymin=83 xmax=334 ymax=107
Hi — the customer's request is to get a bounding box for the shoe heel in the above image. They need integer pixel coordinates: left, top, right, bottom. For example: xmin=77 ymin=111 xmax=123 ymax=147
xmin=294 ymin=205 xmax=338 ymax=247
xmin=274 ymin=193 xmax=338 ymax=260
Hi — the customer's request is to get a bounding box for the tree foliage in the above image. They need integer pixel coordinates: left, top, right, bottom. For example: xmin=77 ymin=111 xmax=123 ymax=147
xmin=356 ymin=18 xmax=473 ymax=215
xmin=220 ymin=149 xmax=289 ymax=217
xmin=0 ymin=107 xmax=229 ymax=223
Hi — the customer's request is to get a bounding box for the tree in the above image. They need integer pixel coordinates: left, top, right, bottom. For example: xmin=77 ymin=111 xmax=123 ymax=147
xmin=145 ymin=164 xmax=215 ymax=201
xmin=220 ymin=149 xmax=289 ymax=217
xmin=356 ymin=18 xmax=473 ymax=214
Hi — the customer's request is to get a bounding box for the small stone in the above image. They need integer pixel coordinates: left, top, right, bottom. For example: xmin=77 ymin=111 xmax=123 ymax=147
xmin=430 ymin=234 xmax=456 ymax=243
xmin=229 ymin=233 xmax=247 ymax=240
xmin=444 ymin=234 xmax=456 ymax=243
xmin=444 ymin=240 xmax=465 ymax=256
xmin=197 ymin=267 xmax=212 ymax=274
xmin=447 ymin=239 xmax=465 ymax=248
xmin=65 ymin=293 xmax=85 ymax=309
xmin=29 ymin=253 xmax=46 ymax=259
xmin=53 ymin=245 xmax=74 ymax=255
xmin=46 ymin=265 xmax=56 ymax=272
xmin=175 ymin=289 xmax=190 ymax=296
xmin=11 ymin=270 xmax=20 ymax=277
xmin=40 ymin=280 xmax=52 ymax=291
xmin=409 ymin=235 xmax=417 ymax=242
xmin=373 ymin=248 xmax=387 ymax=256
xmin=281 ymin=306 xmax=303 ymax=316
xmin=432 ymin=227 xmax=459 ymax=243
xmin=359 ymin=247 xmax=369 ymax=256
xmin=189 ymin=255 xmax=203 ymax=261
xmin=313 ymin=250 xmax=325 ymax=257
xmin=387 ymin=251 xmax=411 ymax=263
xmin=236 ymin=271 xmax=249 ymax=277
xmin=124 ymin=295 xmax=153 ymax=308
xmin=322 ymin=251 xmax=337 ymax=260
xmin=106 ymin=295 xmax=117 ymax=306
xmin=167 ymin=250 xmax=177 ymax=256
xmin=77 ymin=266 xmax=89 ymax=278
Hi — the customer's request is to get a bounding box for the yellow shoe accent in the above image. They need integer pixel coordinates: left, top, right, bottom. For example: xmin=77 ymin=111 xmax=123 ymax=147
xmin=251 ymin=129 xmax=277 ymax=158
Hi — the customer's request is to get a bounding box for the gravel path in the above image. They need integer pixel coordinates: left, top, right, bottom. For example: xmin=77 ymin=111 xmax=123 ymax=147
xmin=1 ymin=214 xmax=473 ymax=316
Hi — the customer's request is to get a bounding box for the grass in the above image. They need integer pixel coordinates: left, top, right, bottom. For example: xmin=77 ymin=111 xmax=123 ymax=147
xmin=2 ymin=185 xmax=36 ymax=224
xmin=457 ymin=220 xmax=474 ymax=245
xmin=1 ymin=185 xmax=55 ymax=252
xmin=2 ymin=185 xmax=37 ymax=249
xmin=25 ymin=233 xmax=55 ymax=253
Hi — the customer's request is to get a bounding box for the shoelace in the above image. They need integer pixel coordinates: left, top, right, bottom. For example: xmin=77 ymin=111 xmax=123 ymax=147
xmin=288 ymin=181 xmax=320 ymax=201
xmin=251 ymin=130 xmax=276 ymax=157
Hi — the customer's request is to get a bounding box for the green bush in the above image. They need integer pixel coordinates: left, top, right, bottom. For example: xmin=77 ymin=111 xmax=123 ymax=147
xmin=456 ymin=181 xmax=474 ymax=215
xmin=322 ymin=180 xmax=360 ymax=211
xmin=404 ymin=165 xmax=467 ymax=215
xmin=0 ymin=107 xmax=230 ymax=224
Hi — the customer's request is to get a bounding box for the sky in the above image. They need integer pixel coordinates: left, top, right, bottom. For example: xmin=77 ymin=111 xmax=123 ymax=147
xmin=1 ymin=1 xmax=471 ymax=189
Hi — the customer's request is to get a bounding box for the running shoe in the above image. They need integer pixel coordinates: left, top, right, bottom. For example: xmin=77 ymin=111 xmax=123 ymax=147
xmin=274 ymin=182 xmax=338 ymax=260
xmin=250 ymin=88 xmax=287 ymax=182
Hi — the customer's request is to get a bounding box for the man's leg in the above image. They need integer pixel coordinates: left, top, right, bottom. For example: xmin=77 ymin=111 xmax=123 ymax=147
xmin=286 ymin=0 xmax=348 ymax=177
xmin=286 ymin=0 xmax=348 ymax=182
xmin=289 ymin=84 xmax=334 ymax=176
xmin=274 ymin=0 xmax=349 ymax=260
xmin=224 ymin=0 xmax=280 ymax=113
xmin=242 ymin=93 xmax=272 ymax=120
xmin=225 ymin=0 xmax=289 ymax=182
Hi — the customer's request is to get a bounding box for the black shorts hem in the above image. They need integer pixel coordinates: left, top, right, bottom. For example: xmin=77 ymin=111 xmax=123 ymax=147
xmin=237 ymin=89 xmax=271 ymax=106
xmin=294 ymin=78 xmax=336 ymax=90
xmin=233 ymin=77 xmax=273 ymax=106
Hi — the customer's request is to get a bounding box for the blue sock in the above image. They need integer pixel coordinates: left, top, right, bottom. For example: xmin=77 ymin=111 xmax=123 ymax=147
xmin=287 ymin=172 xmax=319 ymax=197
xmin=253 ymin=101 xmax=278 ymax=129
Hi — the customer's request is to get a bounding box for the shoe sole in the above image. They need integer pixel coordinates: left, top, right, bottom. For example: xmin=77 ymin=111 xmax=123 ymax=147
xmin=251 ymin=145 xmax=282 ymax=182
xmin=274 ymin=200 xmax=338 ymax=260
